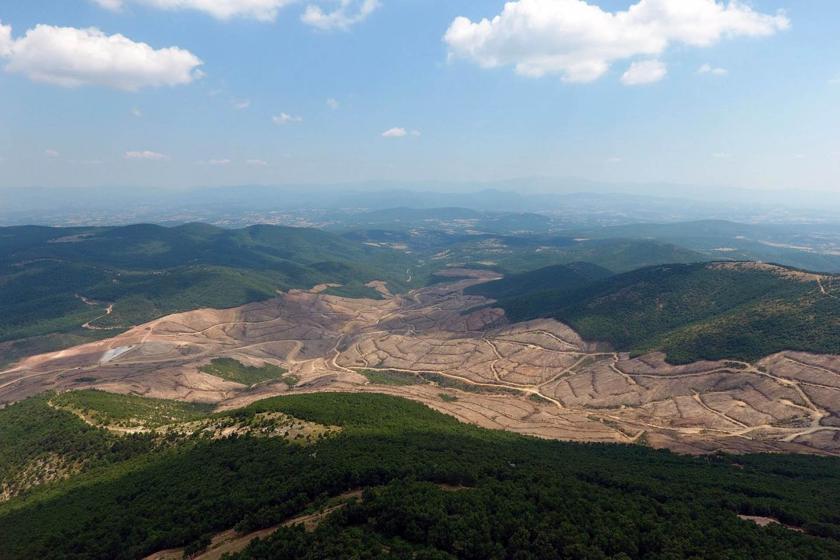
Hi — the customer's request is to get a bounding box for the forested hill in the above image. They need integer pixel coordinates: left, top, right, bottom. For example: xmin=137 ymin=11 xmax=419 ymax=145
xmin=465 ymin=262 xmax=611 ymax=302
xmin=471 ymin=261 xmax=840 ymax=363
xmin=0 ymin=224 xmax=416 ymax=363
xmin=1 ymin=392 xmax=839 ymax=559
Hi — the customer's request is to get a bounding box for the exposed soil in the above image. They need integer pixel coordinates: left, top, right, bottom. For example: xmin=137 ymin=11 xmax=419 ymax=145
xmin=2 ymin=269 xmax=839 ymax=456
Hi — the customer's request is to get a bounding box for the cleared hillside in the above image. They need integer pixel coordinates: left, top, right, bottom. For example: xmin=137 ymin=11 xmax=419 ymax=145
xmin=472 ymin=261 xmax=840 ymax=363
xmin=0 ymin=224 xmax=417 ymax=362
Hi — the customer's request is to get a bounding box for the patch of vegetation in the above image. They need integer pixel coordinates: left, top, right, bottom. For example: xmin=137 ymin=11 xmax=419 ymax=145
xmin=200 ymin=358 xmax=293 ymax=387
xmin=529 ymin=393 xmax=553 ymax=405
xmin=323 ymin=283 xmax=384 ymax=299
xmin=439 ymin=393 xmax=458 ymax=402
xmin=51 ymin=390 xmax=215 ymax=429
xmin=0 ymin=393 xmax=839 ymax=559
xmin=482 ymin=262 xmax=840 ymax=363
xmin=420 ymin=372 xmax=521 ymax=395
xmin=358 ymin=369 xmax=422 ymax=386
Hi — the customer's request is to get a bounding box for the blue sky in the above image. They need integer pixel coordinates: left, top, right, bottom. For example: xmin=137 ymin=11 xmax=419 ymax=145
xmin=0 ymin=0 xmax=838 ymax=191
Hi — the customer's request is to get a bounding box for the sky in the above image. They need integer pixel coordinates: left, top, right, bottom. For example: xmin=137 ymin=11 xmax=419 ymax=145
xmin=0 ymin=0 xmax=838 ymax=192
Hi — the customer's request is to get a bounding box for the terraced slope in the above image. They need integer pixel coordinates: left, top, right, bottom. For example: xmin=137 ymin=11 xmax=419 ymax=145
xmin=471 ymin=261 xmax=840 ymax=363
xmin=3 ymin=269 xmax=838 ymax=456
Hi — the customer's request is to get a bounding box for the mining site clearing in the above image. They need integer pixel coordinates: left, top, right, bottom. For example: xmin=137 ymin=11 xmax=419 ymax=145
xmin=1 ymin=269 xmax=838 ymax=456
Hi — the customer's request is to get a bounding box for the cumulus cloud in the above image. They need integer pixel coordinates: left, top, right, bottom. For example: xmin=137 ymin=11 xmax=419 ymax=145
xmin=232 ymin=99 xmax=251 ymax=110
xmin=0 ymin=22 xmax=202 ymax=91
xmin=92 ymin=0 xmax=124 ymax=9
xmin=381 ymin=127 xmax=420 ymax=138
xmin=45 ymin=149 xmax=60 ymax=158
xmin=272 ymin=112 xmax=303 ymax=125
xmin=0 ymin=22 xmax=12 ymax=56
xmin=621 ymin=59 xmax=666 ymax=85
xmin=698 ymin=63 xmax=728 ymax=76
xmin=381 ymin=127 xmax=407 ymax=138
xmin=92 ymin=0 xmax=294 ymax=22
xmin=206 ymin=158 xmax=231 ymax=165
xmin=125 ymin=150 xmax=169 ymax=160
xmin=246 ymin=159 xmax=269 ymax=166
xmin=302 ymin=0 xmax=380 ymax=30
xmin=326 ymin=97 xmax=340 ymax=110
xmin=444 ymin=0 xmax=789 ymax=82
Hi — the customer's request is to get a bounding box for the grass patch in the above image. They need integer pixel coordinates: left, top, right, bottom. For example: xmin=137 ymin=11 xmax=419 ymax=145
xmin=529 ymin=393 xmax=554 ymax=405
xmin=358 ymin=369 xmax=422 ymax=386
xmin=420 ymin=372 xmax=521 ymax=395
xmin=200 ymin=358 xmax=293 ymax=386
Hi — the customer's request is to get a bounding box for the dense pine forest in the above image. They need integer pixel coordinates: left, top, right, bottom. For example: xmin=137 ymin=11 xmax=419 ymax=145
xmin=1 ymin=393 xmax=839 ymax=559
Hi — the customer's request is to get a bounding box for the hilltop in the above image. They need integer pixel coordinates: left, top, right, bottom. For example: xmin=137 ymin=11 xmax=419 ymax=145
xmin=470 ymin=261 xmax=840 ymax=363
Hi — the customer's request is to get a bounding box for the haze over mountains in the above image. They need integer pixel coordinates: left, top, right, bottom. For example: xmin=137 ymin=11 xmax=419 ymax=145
xmin=4 ymin=180 xmax=840 ymax=226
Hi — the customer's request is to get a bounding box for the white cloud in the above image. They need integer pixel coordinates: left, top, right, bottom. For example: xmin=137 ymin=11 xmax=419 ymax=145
xmin=131 ymin=107 xmax=143 ymax=117
xmin=712 ymin=152 xmax=731 ymax=159
xmin=207 ymin=158 xmax=231 ymax=165
xmin=444 ymin=0 xmax=789 ymax=82
xmin=272 ymin=112 xmax=303 ymax=125
xmin=302 ymin=0 xmax=380 ymax=30
xmin=326 ymin=97 xmax=340 ymax=110
xmin=232 ymin=98 xmax=251 ymax=110
xmin=246 ymin=159 xmax=269 ymax=166
xmin=410 ymin=129 xmax=421 ymax=136
xmin=125 ymin=150 xmax=169 ymax=160
xmin=606 ymin=156 xmax=623 ymax=163
xmin=621 ymin=59 xmax=666 ymax=85
xmin=698 ymin=63 xmax=728 ymax=76
xmin=92 ymin=0 xmax=295 ymax=22
xmin=0 ymin=22 xmax=202 ymax=91
xmin=45 ymin=149 xmax=60 ymax=158
xmin=0 ymin=22 xmax=12 ymax=57
xmin=381 ymin=127 xmax=407 ymax=138
xmin=92 ymin=0 xmax=124 ymax=10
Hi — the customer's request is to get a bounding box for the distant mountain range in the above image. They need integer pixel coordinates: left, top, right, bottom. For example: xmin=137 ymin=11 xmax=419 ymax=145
xmin=3 ymin=179 xmax=840 ymax=226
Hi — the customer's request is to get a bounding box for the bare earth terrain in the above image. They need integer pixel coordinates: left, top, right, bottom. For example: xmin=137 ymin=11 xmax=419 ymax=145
xmin=1 ymin=269 xmax=839 ymax=455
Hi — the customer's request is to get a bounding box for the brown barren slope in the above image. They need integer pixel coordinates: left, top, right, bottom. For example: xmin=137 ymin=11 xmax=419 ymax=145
xmin=2 ymin=269 xmax=839 ymax=456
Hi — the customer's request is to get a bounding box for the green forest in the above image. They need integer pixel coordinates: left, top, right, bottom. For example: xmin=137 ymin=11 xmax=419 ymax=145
xmin=1 ymin=392 xmax=839 ymax=559
xmin=472 ymin=262 xmax=840 ymax=363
